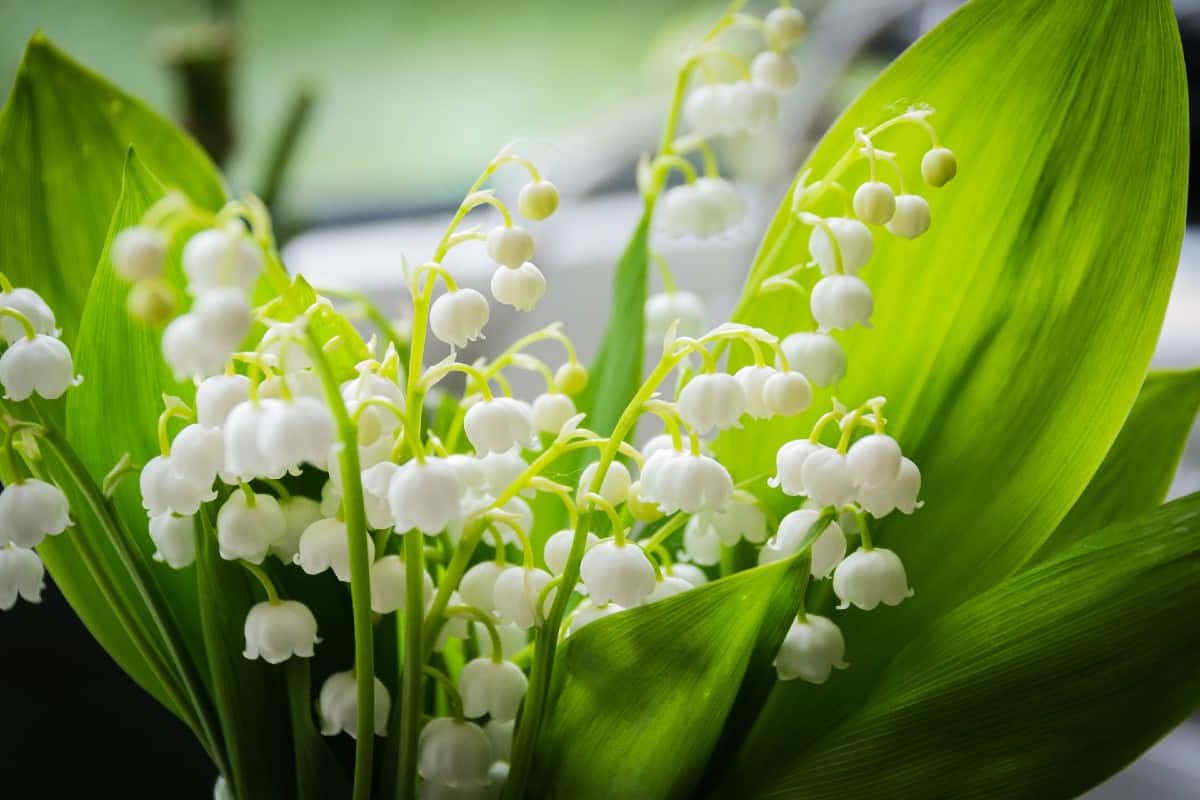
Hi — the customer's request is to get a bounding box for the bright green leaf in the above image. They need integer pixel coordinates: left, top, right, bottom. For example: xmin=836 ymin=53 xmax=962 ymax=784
xmin=526 ymin=554 xmax=809 ymax=798
xmin=719 ymin=0 xmax=1188 ymax=791
xmin=0 ymin=34 xmax=224 ymax=346
xmin=755 ymin=492 xmax=1200 ymax=798
xmin=1033 ymin=368 xmax=1200 ymax=561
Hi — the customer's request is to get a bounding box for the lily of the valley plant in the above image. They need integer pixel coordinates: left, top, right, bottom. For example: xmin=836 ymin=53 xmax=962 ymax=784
xmin=2 ymin=1 xmax=1198 ymax=798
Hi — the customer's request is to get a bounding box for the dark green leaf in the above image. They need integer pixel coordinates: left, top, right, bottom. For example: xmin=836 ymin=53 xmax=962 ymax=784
xmin=285 ymin=659 xmax=352 ymax=800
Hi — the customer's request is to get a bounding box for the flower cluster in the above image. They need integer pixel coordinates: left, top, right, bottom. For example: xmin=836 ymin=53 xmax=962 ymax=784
xmin=0 ymin=278 xmax=78 ymax=611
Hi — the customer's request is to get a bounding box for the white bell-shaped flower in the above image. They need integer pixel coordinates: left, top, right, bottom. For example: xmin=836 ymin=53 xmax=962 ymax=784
xmin=580 ymin=539 xmax=656 ymax=607
xmin=705 ymin=497 xmax=769 ymax=546
xmin=223 ymin=401 xmax=284 ymax=480
xmin=640 ymin=450 xmax=732 ymax=514
xmin=683 ymin=84 xmax=729 ymax=137
xmin=388 ymin=458 xmax=464 ymax=534
xmin=0 ymin=287 xmax=58 ymax=342
xmin=434 ymin=590 xmax=471 ymax=651
xmin=261 ymin=370 xmax=325 ymax=403
xmin=486 ymin=718 xmax=514 ymax=762
xmin=811 ymin=275 xmax=874 ymax=330
xmin=370 ymin=553 xmax=434 ymax=614
xmin=112 ymin=225 xmax=167 ymax=281
xmin=295 ymin=518 xmax=375 ymax=582
xmin=644 ymin=575 xmax=693 ymax=605
xmin=766 ymin=6 xmax=806 ymax=49
xmin=485 ymin=226 xmax=535 ymax=269
xmin=149 ymin=513 xmax=196 ymax=569
xmin=459 ymin=560 xmax=505 ymax=612
xmin=518 ymin=180 xmax=559 ymax=221
xmin=464 ymin=397 xmax=534 ymax=455
xmin=846 ymin=433 xmax=903 ymax=488
xmin=727 ymin=81 xmax=778 ymax=133
xmin=430 ymin=288 xmax=491 ymax=349
xmin=856 ymin=456 xmax=922 ymax=517
xmin=170 ymin=424 xmax=225 ymax=487
xmin=762 ymin=371 xmax=812 ymax=416
xmin=318 ymin=670 xmax=391 ymax=738
xmin=761 ymin=509 xmax=846 ymax=578
xmin=774 ymin=614 xmax=847 ymax=683
xmin=567 ymin=600 xmax=625 ymax=636
xmin=801 ymin=447 xmax=856 ymax=508
xmin=192 ymin=287 xmax=252 ymax=350
xmin=669 ymin=562 xmax=708 ymax=586
xmin=196 ymin=374 xmax=251 ymax=429
xmin=692 ymin=177 xmax=745 ymax=234
xmin=640 ymin=433 xmax=676 ymax=461
xmin=460 ymin=658 xmax=528 ymax=722
xmin=852 ymin=182 xmax=897 ymax=226
xmin=242 ymin=599 xmax=320 ymax=663
xmin=446 ymin=454 xmax=488 ymax=501
xmin=644 ymin=291 xmax=707 ymax=345
xmin=808 ymin=218 xmax=873 ymax=275
xmin=162 ymin=314 xmax=230 ymax=381
xmin=182 ymin=226 xmax=263 ymax=296
xmin=216 ymin=490 xmax=285 ymax=564
xmin=677 ymin=373 xmax=746 ymax=435
xmin=577 ymin=460 xmax=632 ymax=506
xmin=921 ymin=147 xmax=957 ymax=187
xmin=833 ymin=547 xmax=912 ymax=610
xmin=886 ymin=194 xmax=932 ymax=239
xmin=0 ymin=545 xmax=45 ymax=610
xmin=490 ymin=263 xmax=545 ymax=311
xmin=683 ymin=514 xmax=722 ymax=566
xmin=768 ymin=439 xmax=820 ymax=496
xmin=543 ymin=529 xmax=598 ymax=576
xmin=751 ymin=50 xmax=798 ymax=91
xmin=140 ymin=455 xmax=217 ymax=517
xmin=0 ymin=334 xmax=78 ymax=400
xmin=214 ymin=776 xmax=233 ymax=800
xmin=418 ymin=718 xmax=494 ymax=788
xmin=478 ymin=449 xmax=533 ymax=500
xmin=270 ymin=496 xmax=323 ymax=563
xmin=357 ymin=461 xmax=399 ymax=530
xmin=0 ymin=479 xmax=71 ymax=548
xmin=531 ymin=392 xmax=576 ymax=434
xmin=259 ymin=397 xmax=335 ymax=473
xmin=735 ymin=365 xmax=777 ymax=419
xmin=492 ymin=566 xmax=555 ymax=629
xmin=780 ymin=332 xmax=846 ymax=387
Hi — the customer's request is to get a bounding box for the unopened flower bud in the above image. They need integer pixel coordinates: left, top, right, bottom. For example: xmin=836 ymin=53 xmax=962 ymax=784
xmin=645 ymin=291 xmax=707 ymax=345
xmin=853 ymin=181 xmax=897 ymax=225
xmin=388 ymin=458 xmax=463 ymax=535
xmin=517 ymin=180 xmax=560 ymax=220
xmin=808 ymin=218 xmax=873 ymax=276
xmin=531 ymin=392 xmax=576 ymax=434
xmin=580 ymin=539 xmax=656 ymax=606
xmin=149 ymin=512 xmax=197 ymax=569
xmin=779 ymin=332 xmax=846 ymax=387
xmin=485 ymin=226 xmax=535 ymax=269
xmin=765 ymin=6 xmax=807 ymax=50
xmin=921 ymin=147 xmax=957 ymax=187
xmin=677 ymin=372 xmax=746 ymax=434
xmin=554 ymin=362 xmax=588 ymax=395
xmin=0 ymin=334 xmax=78 ymax=400
xmin=577 ymin=460 xmax=632 ymax=506
xmin=762 ymin=370 xmax=812 ymax=416
xmin=493 ymin=566 xmax=556 ymax=629
xmin=318 ymin=670 xmax=391 ymax=738
xmin=774 ymin=614 xmax=847 ymax=683
xmin=752 ymin=50 xmax=798 ymax=91
xmin=810 ymin=275 xmax=873 ymax=330
xmin=460 ymin=658 xmax=528 ymax=722
xmin=542 ymin=528 xmax=599 ymax=576
xmin=113 ymin=225 xmax=168 ymax=281
xmin=490 ymin=263 xmax=546 ymax=311
xmin=464 ymin=397 xmax=535 ymax=455
xmin=833 ymin=547 xmax=912 ymax=610
xmin=418 ymin=718 xmax=494 ymax=788
xmin=0 ymin=545 xmax=44 ymax=610
xmin=371 ymin=554 xmax=434 ymax=614
xmin=126 ymin=279 xmax=177 ymax=325
xmin=886 ymin=194 xmax=932 ymax=239
xmin=430 ymin=288 xmax=490 ymax=349
xmin=216 ymin=490 xmax=286 ymax=564
xmin=242 ymin=599 xmax=320 ymax=663
xmin=182 ymin=227 xmax=263 ymax=296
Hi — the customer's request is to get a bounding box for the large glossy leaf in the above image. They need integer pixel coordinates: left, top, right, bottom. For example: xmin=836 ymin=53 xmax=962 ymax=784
xmin=526 ymin=554 xmax=809 ymax=798
xmin=0 ymin=34 xmax=225 ymax=346
xmin=757 ymin=492 xmax=1200 ymax=798
xmin=1032 ymin=368 xmax=1200 ymax=562
xmin=717 ymin=0 xmax=1188 ymax=791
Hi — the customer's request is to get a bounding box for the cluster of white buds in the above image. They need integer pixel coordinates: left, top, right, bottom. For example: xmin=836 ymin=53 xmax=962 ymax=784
xmin=0 ymin=278 xmax=79 ymax=613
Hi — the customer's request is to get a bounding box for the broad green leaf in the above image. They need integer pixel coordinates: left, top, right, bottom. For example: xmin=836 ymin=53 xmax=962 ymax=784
xmin=285 ymin=659 xmax=352 ymax=800
xmin=196 ymin=509 xmax=294 ymax=800
xmin=756 ymin=492 xmax=1200 ymax=798
xmin=716 ymin=0 xmax=1188 ymax=790
xmin=1033 ymin=368 xmax=1200 ymax=562
xmin=526 ymin=554 xmax=808 ymax=798
xmin=0 ymin=34 xmax=224 ymax=345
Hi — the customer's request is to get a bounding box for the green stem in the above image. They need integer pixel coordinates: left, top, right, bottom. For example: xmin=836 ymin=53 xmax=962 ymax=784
xmin=398 ymin=528 xmax=426 ymax=797
xmin=304 ymin=326 xmax=375 ymax=800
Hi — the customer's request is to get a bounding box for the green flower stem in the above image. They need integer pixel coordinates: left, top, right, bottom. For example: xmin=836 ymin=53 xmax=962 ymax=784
xmin=397 ymin=528 xmax=426 ymax=797
xmin=304 ymin=325 xmax=375 ymax=800
xmin=26 ymin=409 xmax=229 ymax=777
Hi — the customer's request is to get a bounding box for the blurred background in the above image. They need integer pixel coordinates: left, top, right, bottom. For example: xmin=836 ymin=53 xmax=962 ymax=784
xmin=1 ymin=0 xmax=1199 ymax=796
